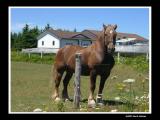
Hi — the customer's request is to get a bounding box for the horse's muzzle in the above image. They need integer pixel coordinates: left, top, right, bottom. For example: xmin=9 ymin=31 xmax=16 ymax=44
xmin=108 ymin=48 xmax=115 ymax=54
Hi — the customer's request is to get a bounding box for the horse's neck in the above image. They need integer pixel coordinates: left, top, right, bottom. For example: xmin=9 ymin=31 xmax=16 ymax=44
xmin=95 ymin=35 xmax=107 ymax=53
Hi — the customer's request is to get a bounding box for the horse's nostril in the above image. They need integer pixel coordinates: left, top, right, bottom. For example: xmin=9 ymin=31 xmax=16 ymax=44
xmin=108 ymin=48 xmax=115 ymax=53
xmin=108 ymin=49 xmax=112 ymax=53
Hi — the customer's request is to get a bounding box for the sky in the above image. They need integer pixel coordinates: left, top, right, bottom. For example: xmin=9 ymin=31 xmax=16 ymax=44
xmin=10 ymin=7 xmax=150 ymax=39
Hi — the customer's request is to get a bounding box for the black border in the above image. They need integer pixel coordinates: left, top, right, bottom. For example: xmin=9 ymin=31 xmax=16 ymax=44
xmin=4 ymin=0 xmax=157 ymax=120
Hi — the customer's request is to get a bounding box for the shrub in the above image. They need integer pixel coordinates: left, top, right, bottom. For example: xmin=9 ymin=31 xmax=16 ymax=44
xmin=114 ymin=54 xmax=149 ymax=73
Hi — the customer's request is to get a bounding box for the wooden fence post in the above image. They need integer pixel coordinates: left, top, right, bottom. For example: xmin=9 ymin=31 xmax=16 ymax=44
xmin=146 ymin=53 xmax=149 ymax=61
xmin=117 ymin=52 xmax=120 ymax=63
xmin=73 ymin=53 xmax=81 ymax=109
xmin=41 ymin=51 xmax=43 ymax=59
xmin=28 ymin=53 xmax=31 ymax=58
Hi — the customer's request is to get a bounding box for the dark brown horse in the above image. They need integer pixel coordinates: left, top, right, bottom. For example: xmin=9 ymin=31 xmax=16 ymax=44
xmin=52 ymin=24 xmax=117 ymax=107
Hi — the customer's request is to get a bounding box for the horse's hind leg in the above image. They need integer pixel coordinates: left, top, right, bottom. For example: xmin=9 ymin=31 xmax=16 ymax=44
xmin=62 ymin=72 xmax=73 ymax=101
xmin=52 ymin=68 xmax=64 ymax=101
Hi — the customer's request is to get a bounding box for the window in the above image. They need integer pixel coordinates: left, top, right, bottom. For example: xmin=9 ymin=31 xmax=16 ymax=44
xmin=123 ymin=36 xmax=126 ymax=39
xmin=52 ymin=41 xmax=55 ymax=46
xmin=83 ymin=44 xmax=88 ymax=46
xmin=117 ymin=38 xmax=121 ymax=40
xmin=82 ymin=43 xmax=89 ymax=47
xmin=42 ymin=41 xmax=44 ymax=46
xmin=66 ymin=43 xmax=73 ymax=45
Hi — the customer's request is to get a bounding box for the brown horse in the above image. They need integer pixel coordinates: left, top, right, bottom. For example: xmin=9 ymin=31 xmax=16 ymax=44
xmin=52 ymin=24 xmax=117 ymax=107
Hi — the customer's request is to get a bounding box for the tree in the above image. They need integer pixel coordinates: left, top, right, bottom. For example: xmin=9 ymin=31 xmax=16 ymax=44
xmin=13 ymin=32 xmax=24 ymax=50
xmin=73 ymin=28 xmax=77 ymax=32
xmin=11 ymin=24 xmax=41 ymax=50
xmin=11 ymin=32 xmax=17 ymax=48
xmin=23 ymin=24 xmax=29 ymax=33
xmin=44 ymin=23 xmax=51 ymax=31
xmin=22 ymin=25 xmax=40 ymax=48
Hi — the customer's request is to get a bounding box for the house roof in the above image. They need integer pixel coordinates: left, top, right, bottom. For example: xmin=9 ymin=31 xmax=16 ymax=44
xmin=81 ymin=30 xmax=100 ymax=40
xmin=82 ymin=29 xmax=148 ymax=41
xmin=37 ymin=28 xmax=148 ymax=41
xmin=116 ymin=32 xmax=148 ymax=41
xmin=47 ymin=29 xmax=80 ymax=39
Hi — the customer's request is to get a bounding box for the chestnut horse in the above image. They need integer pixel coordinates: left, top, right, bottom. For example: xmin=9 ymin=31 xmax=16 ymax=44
xmin=52 ymin=24 xmax=117 ymax=107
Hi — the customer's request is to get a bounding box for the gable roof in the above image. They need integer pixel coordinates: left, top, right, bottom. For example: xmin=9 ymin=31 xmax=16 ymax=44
xmin=47 ymin=29 xmax=79 ymax=39
xmin=81 ymin=30 xmax=100 ymax=40
xmin=37 ymin=29 xmax=80 ymax=40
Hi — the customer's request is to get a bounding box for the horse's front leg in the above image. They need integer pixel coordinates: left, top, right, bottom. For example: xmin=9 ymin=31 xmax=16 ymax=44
xmin=96 ymin=72 xmax=110 ymax=106
xmin=88 ymin=70 xmax=97 ymax=108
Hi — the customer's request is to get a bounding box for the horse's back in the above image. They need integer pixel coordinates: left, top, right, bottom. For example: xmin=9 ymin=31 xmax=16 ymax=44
xmin=54 ymin=45 xmax=84 ymax=70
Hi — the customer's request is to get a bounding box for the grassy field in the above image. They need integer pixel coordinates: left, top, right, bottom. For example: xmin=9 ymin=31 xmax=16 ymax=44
xmin=11 ymin=61 xmax=149 ymax=112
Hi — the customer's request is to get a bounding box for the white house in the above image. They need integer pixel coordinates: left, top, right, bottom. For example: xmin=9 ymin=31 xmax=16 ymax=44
xmin=37 ymin=29 xmax=93 ymax=49
xmin=37 ymin=34 xmax=60 ymax=48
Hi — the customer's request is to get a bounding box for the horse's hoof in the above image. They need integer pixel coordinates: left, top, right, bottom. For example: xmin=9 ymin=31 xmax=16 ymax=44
xmin=97 ymin=102 xmax=104 ymax=106
xmin=64 ymin=98 xmax=70 ymax=102
xmin=96 ymin=96 xmax=105 ymax=106
xmin=88 ymin=99 xmax=96 ymax=108
xmin=62 ymin=97 xmax=71 ymax=102
xmin=55 ymin=97 xmax=61 ymax=102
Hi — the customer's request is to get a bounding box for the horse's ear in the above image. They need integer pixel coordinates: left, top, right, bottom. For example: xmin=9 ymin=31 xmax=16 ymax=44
xmin=103 ymin=24 xmax=107 ymax=30
xmin=114 ymin=24 xmax=117 ymax=30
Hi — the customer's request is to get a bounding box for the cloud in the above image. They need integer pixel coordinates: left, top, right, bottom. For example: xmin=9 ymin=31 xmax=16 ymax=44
xmin=11 ymin=22 xmax=35 ymax=32
xmin=10 ymin=22 xmax=71 ymax=33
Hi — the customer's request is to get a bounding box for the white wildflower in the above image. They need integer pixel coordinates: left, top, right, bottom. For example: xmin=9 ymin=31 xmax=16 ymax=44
xmin=115 ymin=97 xmax=120 ymax=101
xmin=145 ymin=77 xmax=149 ymax=80
xmin=111 ymin=76 xmax=118 ymax=79
xmin=141 ymin=96 xmax=145 ymax=99
xmin=80 ymin=108 xmax=87 ymax=111
xmin=33 ymin=108 xmax=42 ymax=112
xmin=135 ymin=96 xmax=139 ymax=100
xmin=123 ymin=79 xmax=135 ymax=83
xmin=110 ymin=109 xmax=118 ymax=112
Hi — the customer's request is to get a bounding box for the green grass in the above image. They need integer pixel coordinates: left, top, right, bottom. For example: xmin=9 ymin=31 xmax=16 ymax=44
xmin=11 ymin=61 xmax=149 ymax=112
xmin=11 ymin=51 xmax=55 ymax=65
xmin=11 ymin=51 xmax=149 ymax=73
xmin=114 ymin=54 xmax=149 ymax=73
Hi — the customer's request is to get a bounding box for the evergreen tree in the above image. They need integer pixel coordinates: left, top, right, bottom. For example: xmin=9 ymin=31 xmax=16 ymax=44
xmin=11 ymin=24 xmax=40 ymax=50
xmin=11 ymin=32 xmax=17 ymax=48
xmin=73 ymin=28 xmax=77 ymax=32
xmin=14 ymin=32 xmax=23 ymax=50
xmin=44 ymin=23 xmax=51 ymax=31
xmin=22 ymin=25 xmax=40 ymax=48
xmin=23 ymin=24 xmax=29 ymax=33
xmin=10 ymin=24 xmax=49 ymax=50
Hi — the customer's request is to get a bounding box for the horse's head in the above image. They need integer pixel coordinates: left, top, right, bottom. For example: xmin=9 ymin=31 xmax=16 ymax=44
xmin=103 ymin=24 xmax=117 ymax=54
